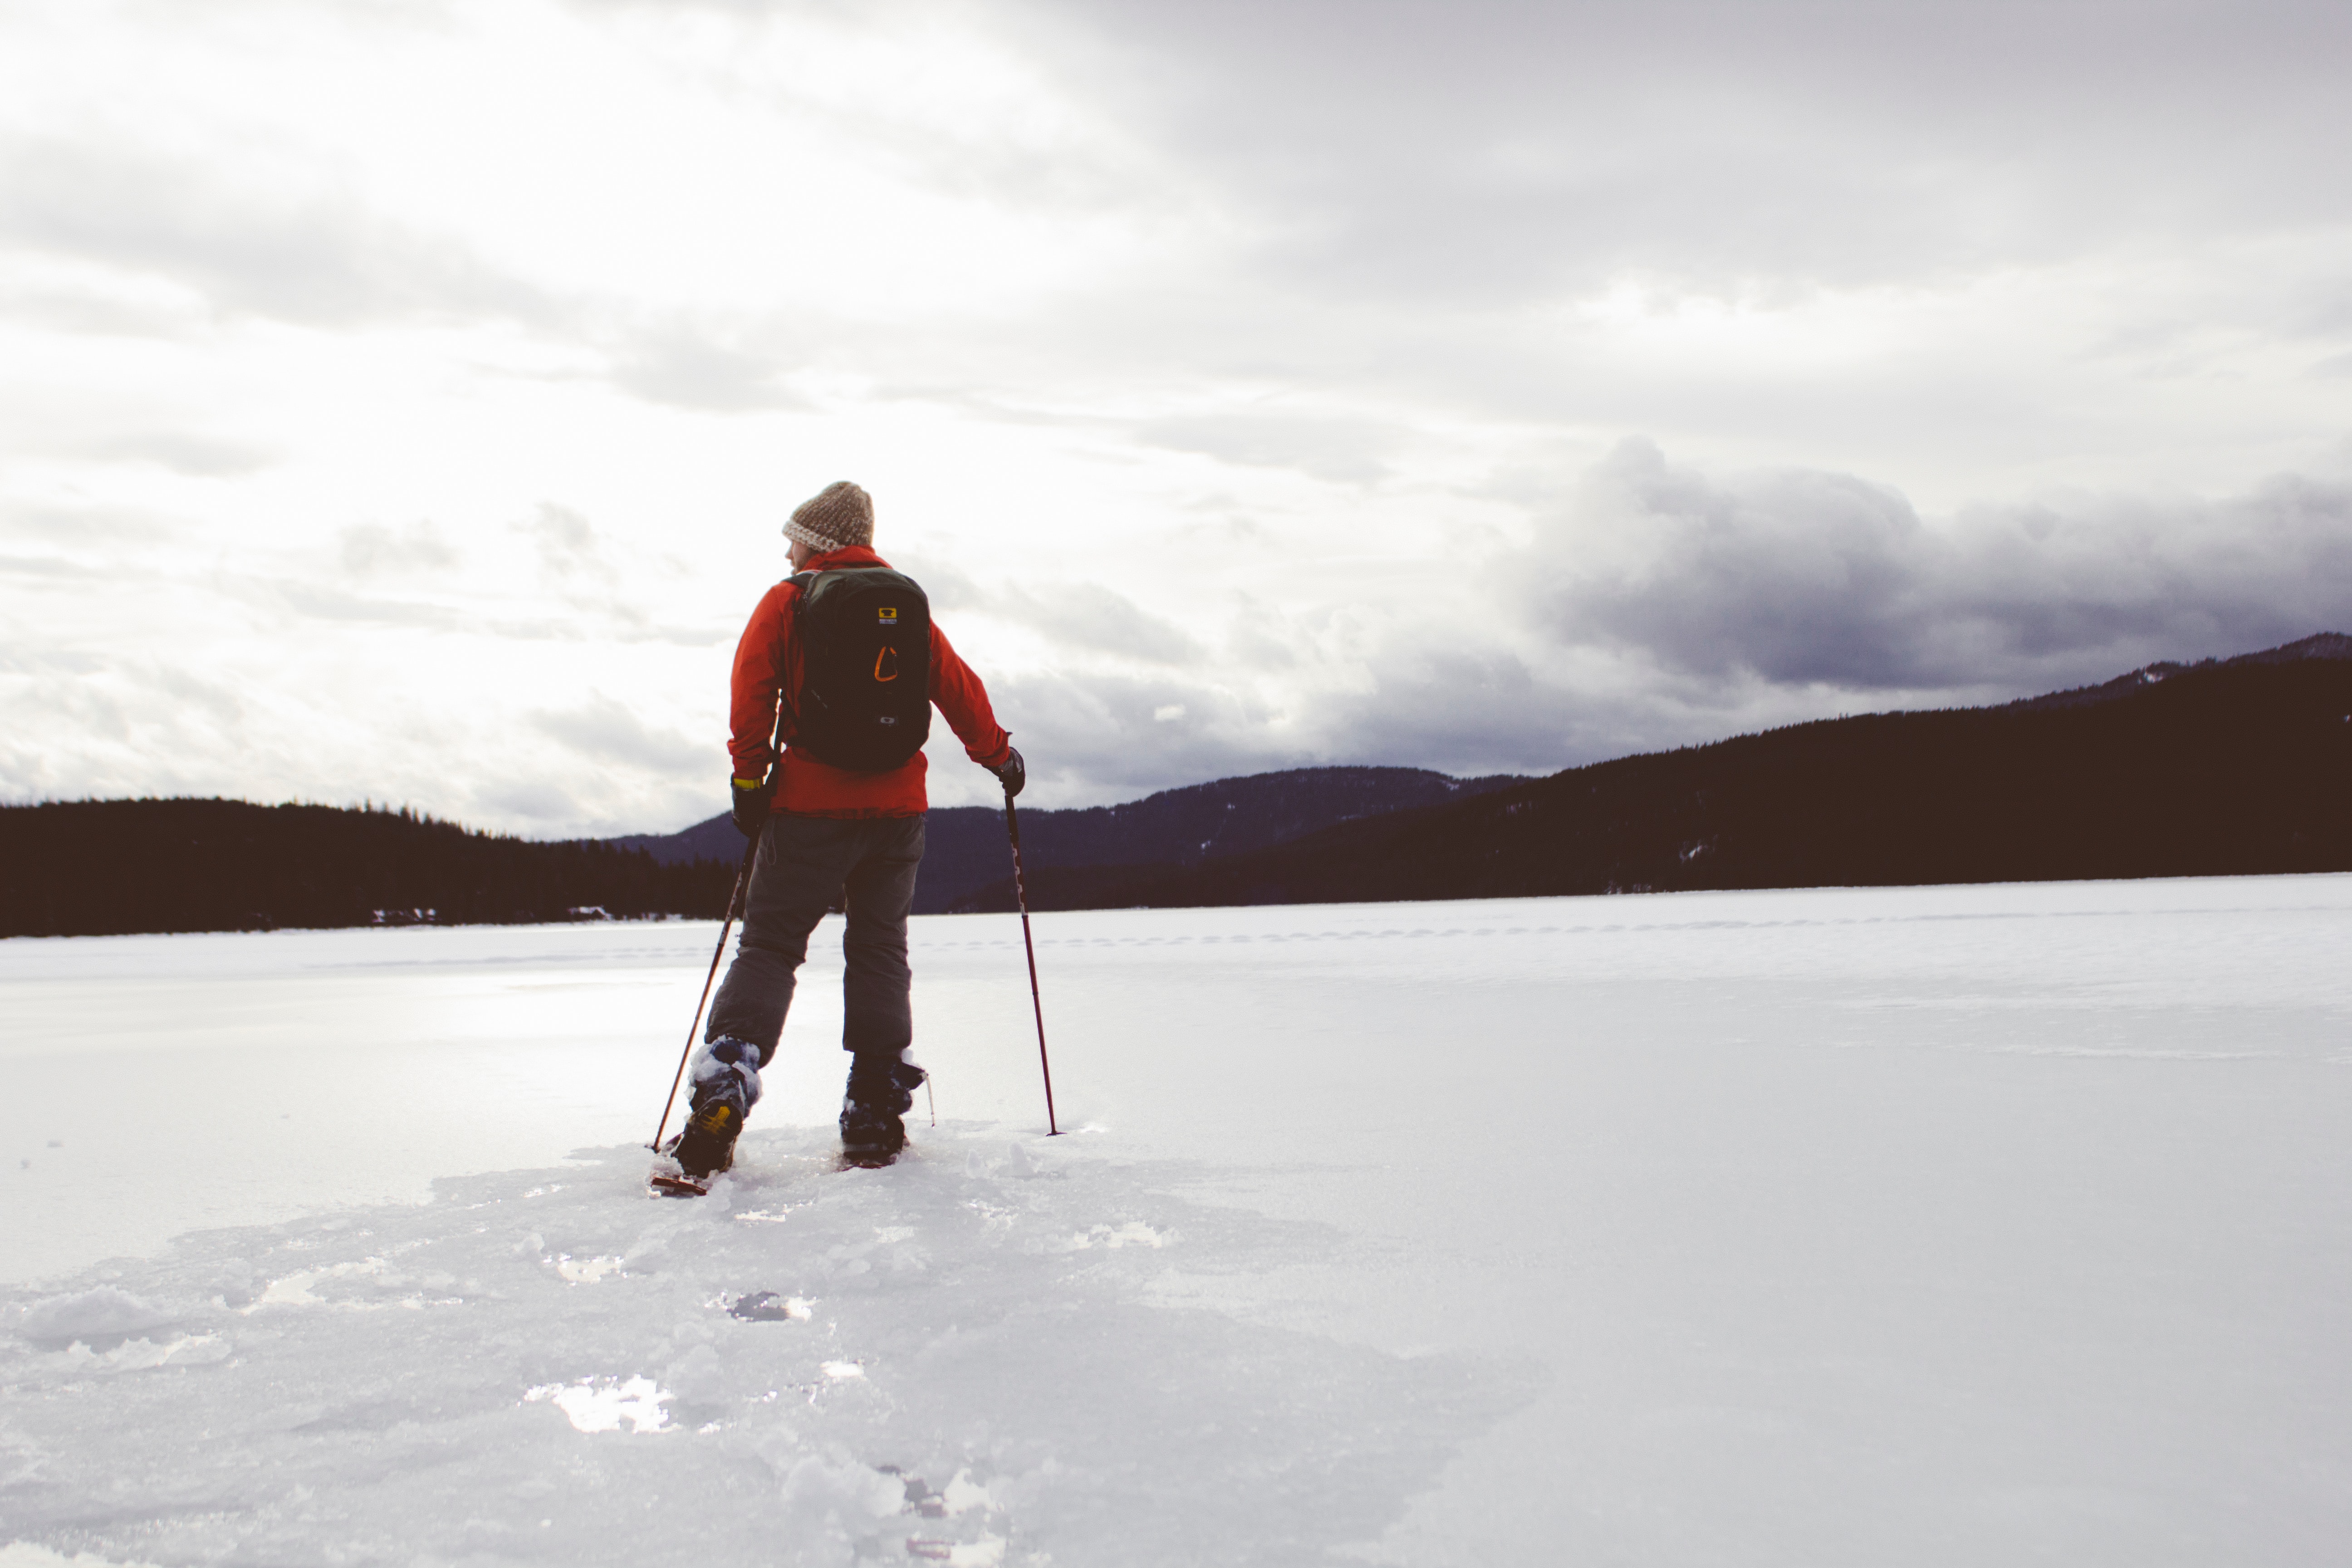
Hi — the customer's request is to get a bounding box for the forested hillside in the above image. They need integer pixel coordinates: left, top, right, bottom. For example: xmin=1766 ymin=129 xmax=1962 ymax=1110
xmin=0 ymin=801 xmax=730 ymax=938
xmin=615 ymin=766 xmax=1530 ymax=913
xmin=950 ymin=636 xmax=2352 ymax=911
xmin=12 ymin=639 xmax=2344 ymax=936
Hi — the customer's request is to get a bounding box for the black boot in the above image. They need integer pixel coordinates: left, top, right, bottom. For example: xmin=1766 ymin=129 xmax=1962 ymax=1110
xmin=667 ymin=1038 xmax=761 ymax=1179
xmin=839 ymin=1054 xmax=926 ymax=1167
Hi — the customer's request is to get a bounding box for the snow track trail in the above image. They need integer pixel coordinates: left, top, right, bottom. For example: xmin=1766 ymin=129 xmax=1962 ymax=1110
xmin=0 ymin=1132 xmax=1515 ymax=1567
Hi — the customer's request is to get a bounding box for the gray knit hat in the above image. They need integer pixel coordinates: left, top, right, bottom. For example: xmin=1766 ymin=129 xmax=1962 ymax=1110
xmin=784 ymin=480 xmax=874 ymax=552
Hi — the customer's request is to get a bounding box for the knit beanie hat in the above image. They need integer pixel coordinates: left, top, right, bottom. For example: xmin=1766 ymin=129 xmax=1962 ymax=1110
xmin=784 ymin=481 xmax=874 ymax=552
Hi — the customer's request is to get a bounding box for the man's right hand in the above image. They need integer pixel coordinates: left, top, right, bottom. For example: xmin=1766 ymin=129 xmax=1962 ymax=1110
xmin=730 ymin=776 xmax=771 ymax=838
xmin=989 ymin=746 xmax=1026 ymax=799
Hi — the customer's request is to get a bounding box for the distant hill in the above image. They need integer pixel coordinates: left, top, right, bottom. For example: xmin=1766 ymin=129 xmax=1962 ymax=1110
xmin=0 ymin=801 xmax=731 ymax=938
xmin=947 ymin=634 xmax=2352 ymax=912
xmin=610 ymin=766 xmax=1533 ymax=914
xmin=607 ymin=813 xmax=745 ymax=868
xmin=15 ymin=636 xmax=2343 ymax=937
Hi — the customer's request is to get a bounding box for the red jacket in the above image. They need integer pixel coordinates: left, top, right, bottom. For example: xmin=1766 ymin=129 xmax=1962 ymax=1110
xmin=728 ymin=545 xmax=1011 ymax=818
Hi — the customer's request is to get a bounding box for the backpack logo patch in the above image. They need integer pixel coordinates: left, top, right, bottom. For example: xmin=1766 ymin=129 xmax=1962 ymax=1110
xmin=876 ymin=607 xmax=898 ymax=625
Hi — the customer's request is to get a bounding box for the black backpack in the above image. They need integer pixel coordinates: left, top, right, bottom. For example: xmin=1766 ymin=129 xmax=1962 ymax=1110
xmin=787 ymin=566 xmax=933 ymax=772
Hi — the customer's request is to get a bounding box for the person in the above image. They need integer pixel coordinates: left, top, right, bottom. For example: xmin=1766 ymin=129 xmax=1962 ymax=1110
xmin=668 ymin=480 xmax=1024 ymax=1176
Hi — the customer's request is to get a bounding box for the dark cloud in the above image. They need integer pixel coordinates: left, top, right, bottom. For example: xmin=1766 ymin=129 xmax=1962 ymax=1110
xmin=985 ymin=447 xmax=2352 ymax=799
xmin=1528 ymin=439 xmax=2352 ymax=692
xmin=1306 ymin=645 xmax=1609 ymax=777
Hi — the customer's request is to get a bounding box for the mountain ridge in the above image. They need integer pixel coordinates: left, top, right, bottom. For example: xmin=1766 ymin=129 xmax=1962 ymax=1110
xmin=945 ymin=633 xmax=2352 ymax=913
xmin=611 ymin=765 xmax=1534 ymax=914
xmin=9 ymin=634 xmax=2344 ymax=937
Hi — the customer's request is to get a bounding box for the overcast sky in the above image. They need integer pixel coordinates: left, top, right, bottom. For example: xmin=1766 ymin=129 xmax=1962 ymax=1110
xmin=4 ymin=0 xmax=2348 ymax=835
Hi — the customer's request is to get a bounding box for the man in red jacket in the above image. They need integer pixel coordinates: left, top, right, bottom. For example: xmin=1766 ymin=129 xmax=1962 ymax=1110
xmin=671 ymin=480 xmax=1023 ymax=1176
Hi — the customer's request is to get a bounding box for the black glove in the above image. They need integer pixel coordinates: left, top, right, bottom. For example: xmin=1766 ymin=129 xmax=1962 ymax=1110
xmin=730 ymin=775 xmax=771 ymax=838
xmin=989 ymin=746 xmax=1026 ymax=799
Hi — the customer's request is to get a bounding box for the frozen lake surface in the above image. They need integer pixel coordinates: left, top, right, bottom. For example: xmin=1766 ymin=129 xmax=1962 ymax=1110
xmin=3 ymin=876 xmax=2349 ymax=1565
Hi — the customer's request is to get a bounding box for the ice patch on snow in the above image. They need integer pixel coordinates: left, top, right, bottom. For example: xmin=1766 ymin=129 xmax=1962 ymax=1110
xmin=1064 ymin=1220 xmax=1169 ymax=1251
xmin=242 ymin=1256 xmax=456 ymax=1312
xmin=54 ymin=1333 xmax=231 ymax=1373
xmin=554 ymin=1253 xmax=624 ymax=1284
xmin=940 ymin=1468 xmax=995 ymax=1514
xmin=0 ymin=1545 xmax=166 ymax=1568
xmin=12 ymin=1287 xmax=177 ymax=1349
xmin=524 ymin=1374 xmax=671 ymax=1433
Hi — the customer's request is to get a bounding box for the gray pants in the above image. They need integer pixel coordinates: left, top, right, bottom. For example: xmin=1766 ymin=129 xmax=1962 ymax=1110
xmin=705 ymin=813 xmax=926 ymax=1070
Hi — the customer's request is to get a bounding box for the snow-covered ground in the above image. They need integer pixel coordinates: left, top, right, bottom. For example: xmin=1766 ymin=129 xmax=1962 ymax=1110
xmin=4 ymin=876 xmax=2349 ymax=1566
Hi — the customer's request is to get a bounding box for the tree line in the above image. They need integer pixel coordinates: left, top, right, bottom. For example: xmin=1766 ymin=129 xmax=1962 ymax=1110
xmin=949 ymin=642 xmax=2352 ymax=911
xmin=0 ymin=799 xmax=736 ymax=938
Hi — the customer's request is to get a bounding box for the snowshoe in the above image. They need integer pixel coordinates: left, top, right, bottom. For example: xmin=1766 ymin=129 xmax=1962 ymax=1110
xmin=648 ymin=1161 xmax=711 ymax=1198
xmin=649 ymin=1107 xmax=735 ymax=1195
xmin=839 ymin=1055 xmax=926 ymax=1168
xmin=650 ymin=1040 xmax=762 ymax=1195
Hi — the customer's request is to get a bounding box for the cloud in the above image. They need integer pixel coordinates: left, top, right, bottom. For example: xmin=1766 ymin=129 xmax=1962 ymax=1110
xmin=0 ymin=500 xmax=176 ymax=546
xmin=0 ymin=134 xmax=548 ymax=327
xmin=341 ymin=522 xmax=459 ymax=577
xmin=3 ymin=0 xmax=2346 ymax=834
xmin=969 ymin=579 xmax=1205 ymax=665
xmin=968 ymin=445 xmax=2352 ymax=799
xmin=608 ymin=323 xmax=802 ymax=412
xmin=1021 ymin=0 xmax=2352 ymax=305
xmin=471 ymin=779 xmax=588 ymax=827
xmin=981 ymin=666 xmax=1289 ymax=797
xmin=519 ymin=505 xmax=617 ymax=583
xmin=1007 ymin=581 xmax=1205 ymax=664
xmin=1529 ymin=439 xmax=2352 ymax=692
xmin=893 ymin=554 xmax=988 ymax=613
xmin=529 ymin=692 xmax=708 ymax=776
xmin=78 ymin=431 xmax=275 ymax=477
xmin=260 ymin=581 xmax=469 ymax=631
xmin=1137 ymin=412 xmax=1396 ymax=484
xmin=0 ymin=553 xmax=109 ymax=582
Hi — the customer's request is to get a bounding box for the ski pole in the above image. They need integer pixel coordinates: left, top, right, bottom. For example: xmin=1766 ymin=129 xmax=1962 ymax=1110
xmin=649 ymin=833 xmax=757 ymax=1152
xmin=1004 ymin=790 xmax=1059 ymax=1135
